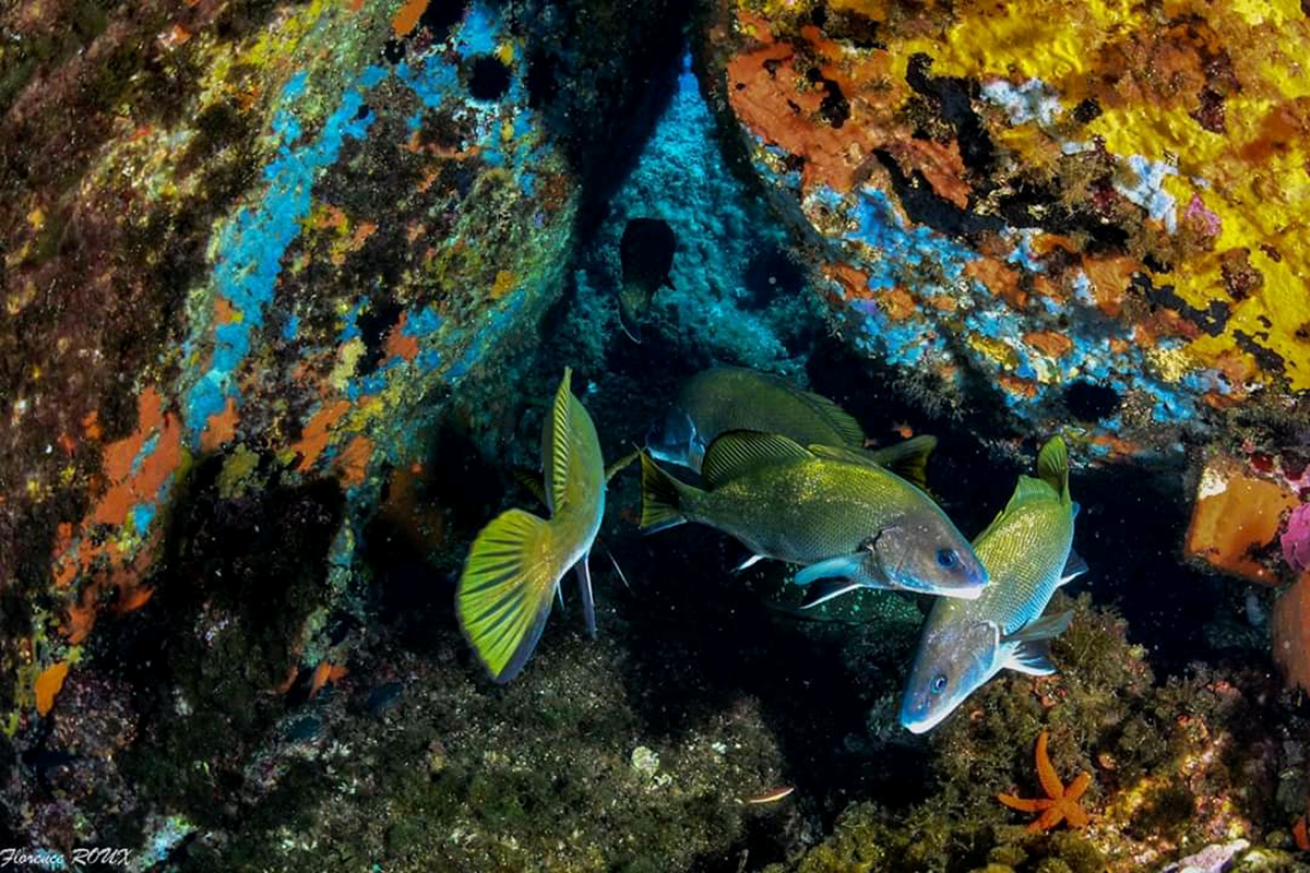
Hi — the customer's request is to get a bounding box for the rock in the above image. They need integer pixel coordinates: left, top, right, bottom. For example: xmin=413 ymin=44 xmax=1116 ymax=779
xmin=699 ymin=0 xmax=1310 ymax=461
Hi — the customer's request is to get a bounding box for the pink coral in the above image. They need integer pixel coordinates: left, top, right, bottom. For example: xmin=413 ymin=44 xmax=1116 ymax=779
xmin=1282 ymin=503 xmax=1310 ymax=574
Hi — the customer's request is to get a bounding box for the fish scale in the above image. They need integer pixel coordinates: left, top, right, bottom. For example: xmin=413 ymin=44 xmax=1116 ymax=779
xmin=684 ymin=369 xmax=863 ymax=449
xmin=690 ymin=460 xmax=921 ymax=561
xmin=936 ymin=499 xmax=1074 ymax=637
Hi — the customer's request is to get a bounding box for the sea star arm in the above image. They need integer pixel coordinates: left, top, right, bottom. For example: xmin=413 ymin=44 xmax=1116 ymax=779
xmin=1035 ymin=731 xmax=1065 ymax=800
xmin=998 ymin=793 xmax=1049 ymax=812
xmin=1065 ymin=771 xmax=1092 ymax=801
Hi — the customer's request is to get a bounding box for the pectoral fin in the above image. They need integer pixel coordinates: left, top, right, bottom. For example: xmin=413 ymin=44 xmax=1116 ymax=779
xmin=1001 ymin=610 xmax=1073 ymax=644
xmin=1058 ymin=551 xmax=1088 ymax=586
xmin=794 ymin=554 xmax=890 ymax=592
xmin=733 ymin=554 xmax=767 ymax=573
xmin=575 ymin=557 xmax=597 ymax=639
xmin=1006 ymin=641 xmax=1057 ymax=676
xmin=794 ymin=554 xmax=863 ymax=587
xmin=798 ymin=577 xmax=865 ymax=609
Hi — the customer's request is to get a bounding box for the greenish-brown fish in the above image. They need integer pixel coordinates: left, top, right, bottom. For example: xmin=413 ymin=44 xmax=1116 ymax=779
xmin=900 ymin=436 xmax=1085 ymax=734
xmin=456 ymin=369 xmax=607 ymax=683
xmin=640 ymin=431 xmax=988 ymax=602
xmin=645 ymin=366 xmax=869 ymax=473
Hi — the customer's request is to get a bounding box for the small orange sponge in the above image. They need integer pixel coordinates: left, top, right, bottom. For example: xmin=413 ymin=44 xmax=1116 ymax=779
xmin=1184 ymin=456 xmax=1297 ymax=585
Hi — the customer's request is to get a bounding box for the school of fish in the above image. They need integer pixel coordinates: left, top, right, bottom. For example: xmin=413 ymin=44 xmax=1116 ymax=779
xmin=455 ymin=365 xmax=1084 ymax=734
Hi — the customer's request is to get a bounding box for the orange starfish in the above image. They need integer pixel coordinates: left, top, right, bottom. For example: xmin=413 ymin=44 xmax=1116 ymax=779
xmin=998 ymin=731 xmax=1092 ymax=833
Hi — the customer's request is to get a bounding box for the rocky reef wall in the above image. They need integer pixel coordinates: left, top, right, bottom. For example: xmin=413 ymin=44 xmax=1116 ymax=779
xmin=700 ymin=0 xmax=1310 ymax=462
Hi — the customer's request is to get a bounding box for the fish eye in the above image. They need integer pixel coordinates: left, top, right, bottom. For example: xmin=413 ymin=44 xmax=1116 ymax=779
xmin=930 ymin=674 xmax=948 ymax=695
xmin=935 ymin=548 xmax=958 ymax=569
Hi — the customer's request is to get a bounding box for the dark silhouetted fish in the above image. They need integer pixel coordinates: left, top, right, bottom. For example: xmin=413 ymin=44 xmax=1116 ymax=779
xmin=618 ymin=218 xmax=676 ymax=342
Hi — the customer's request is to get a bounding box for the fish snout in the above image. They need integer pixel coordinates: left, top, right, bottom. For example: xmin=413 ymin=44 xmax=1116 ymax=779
xmin=963 ymin=552 xmax=989 ymax=590
xmin=900 ymin=711 xmax=936 ymax=735
xmin=922 ymin=542 xmax=989 ymax=599
xmin=898 ymin=692 xmax=932 ymax=734
xmin=952 ymin=558 xmax=988 ymax=599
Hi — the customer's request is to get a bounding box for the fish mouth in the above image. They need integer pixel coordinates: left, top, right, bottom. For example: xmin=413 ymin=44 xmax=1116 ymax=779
xmin=897 ymin=692 xmax=938 ymax=733
xmin=897 ymin=576 xmax=986 ymax=600
xmin=948 ymin=580 xmax=986 ymax=600
xmin=900 ymin=707 xmax=947 ymax=734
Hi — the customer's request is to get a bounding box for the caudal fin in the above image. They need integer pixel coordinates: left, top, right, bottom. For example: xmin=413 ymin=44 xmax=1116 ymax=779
xmin=457 ymin=508 xmax=563 ymax=683
xmin=639 ymin=452 xmax=690 ymax=532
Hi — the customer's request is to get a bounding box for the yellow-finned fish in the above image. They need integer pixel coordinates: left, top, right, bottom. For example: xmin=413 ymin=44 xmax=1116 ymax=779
xmin=900 ymin=436 xmax=1086 ymax=734
xmin=646 ymin=367 xmax=868 ymax=473
xmin=640 ymin=431 xmax=987 ymax=602
xmin=457 ymin=369 xmax=607 ymax=683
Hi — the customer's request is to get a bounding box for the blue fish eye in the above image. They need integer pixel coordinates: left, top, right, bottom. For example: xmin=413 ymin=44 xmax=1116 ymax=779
xmin=930 ymin=674 xmax=947 ymax=695
xmin=935 ymin=548 xmax=958 ymax=569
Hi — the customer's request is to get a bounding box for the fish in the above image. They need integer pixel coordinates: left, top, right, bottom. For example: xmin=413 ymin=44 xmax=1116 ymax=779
xmin=645 ymin=366 xmax=869 ymax=474
xmin=899 ymin=436 xmax=1086 ymax=735
xmin=456 ymin=369 xmax=607 ymax=683
xmin=639 ymin=430 xmax=987 ymax=601
xmin=617 ymin=217 xmax=676 ymax=343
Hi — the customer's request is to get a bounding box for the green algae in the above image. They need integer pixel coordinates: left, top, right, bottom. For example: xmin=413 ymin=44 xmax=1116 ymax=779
xmin=766 ymin=593 xmax=1304 ymax=872
xmin=164 ymin=631 xmax=785 ymax=873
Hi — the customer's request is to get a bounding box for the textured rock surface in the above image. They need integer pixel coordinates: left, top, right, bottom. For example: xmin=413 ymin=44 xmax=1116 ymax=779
xmin=700 ymin=0 xmax=1310 ymax=461
xmin=1 ymin=0 xmax=577 ymax=724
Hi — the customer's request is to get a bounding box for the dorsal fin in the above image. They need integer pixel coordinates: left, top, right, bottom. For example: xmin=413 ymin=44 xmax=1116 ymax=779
xmin=806 ymin=436 xmax=935 ymax=492
xmin=794 ymin=389 xmax=866 ymax=446
xmin=1036 ymin=435 xmax=1071 ymax=505
xmin=807 ymin=444 xmax=878 ymax=467
xmin=865 ymin=435 xmax=937 ymax=490
xmin=542 ymin=369 xmax=575 ymax=513
xmin=1002 ymin=609 xmax=1073 ymax=644
xmin=1004 ymin=474 xmax=1059 ymax=511
xmin=701 ymin=430 xmax=811 ymax=488
xmin=972 ymin=506 xmax=1008 ymax=546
